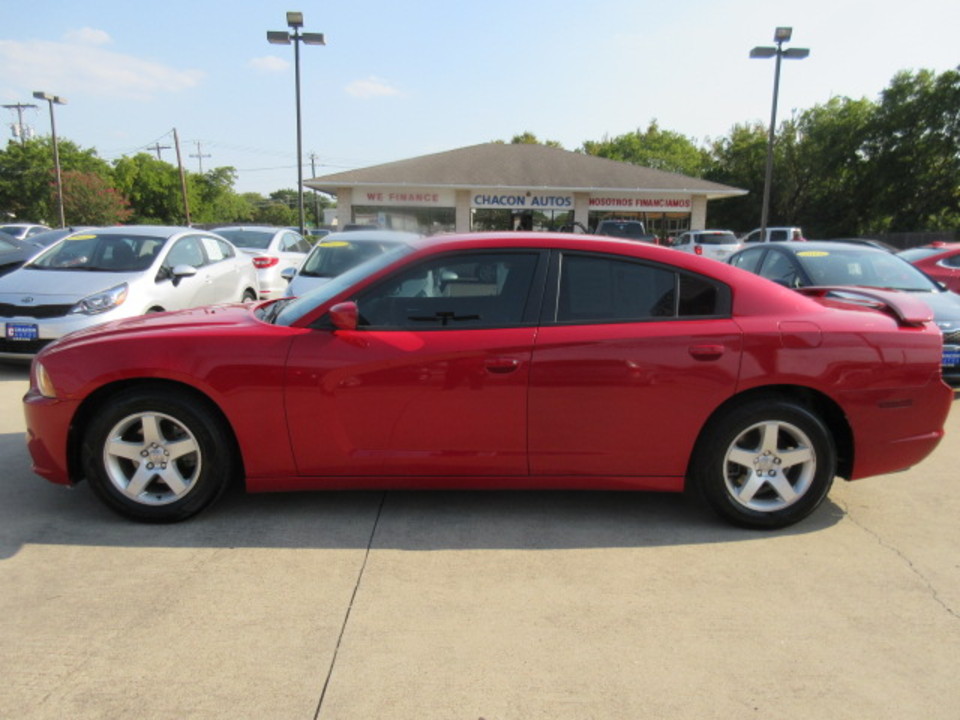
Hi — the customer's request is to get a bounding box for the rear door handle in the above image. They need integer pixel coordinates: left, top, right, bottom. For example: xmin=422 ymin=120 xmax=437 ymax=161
xmin=689 ymin=344 xmax=724 ymax=360
xmin=485 ymin=358 xmax=521 ymax=374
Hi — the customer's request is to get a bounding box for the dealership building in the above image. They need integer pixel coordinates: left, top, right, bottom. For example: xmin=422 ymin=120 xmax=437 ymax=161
xmin=306 ymin=142 xmax=746 ymax=238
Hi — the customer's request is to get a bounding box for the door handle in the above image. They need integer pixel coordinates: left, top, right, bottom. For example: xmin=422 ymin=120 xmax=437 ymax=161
xmin=485 ymin=358 xmax=521 ymax=374
xmin=689 ymin=344 xmax=724 ymax=360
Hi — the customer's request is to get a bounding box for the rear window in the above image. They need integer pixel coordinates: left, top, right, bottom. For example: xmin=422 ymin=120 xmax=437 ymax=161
xmin=697 ymin=232 xmax=737 ymax=245
xmin=215 ymin=229 xmax=273 ymax=250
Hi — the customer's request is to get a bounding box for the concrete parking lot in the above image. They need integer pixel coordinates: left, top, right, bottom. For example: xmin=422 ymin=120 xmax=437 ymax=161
xmin=0 ymin=361 xmax=958 ymax=719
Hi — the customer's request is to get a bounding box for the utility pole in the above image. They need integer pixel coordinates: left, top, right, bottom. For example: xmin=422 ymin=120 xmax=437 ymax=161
xmin=2 ymin=102 xmax=37 ymax=145
xmin=147 ymin=142 xmax=171 ymax=161
xmin=309 ymin=152 xmax=322 ymax=229
xmin=172 ymin=128 xmax=191 ymax=225
xmin=190 ymin=141 xmax=211 ymax=173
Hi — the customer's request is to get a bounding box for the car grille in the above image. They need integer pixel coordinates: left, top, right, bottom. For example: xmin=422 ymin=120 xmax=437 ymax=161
xmin=0 ymin=302 xmax=73 ymax=319
xmin=942 ymin=328 xmax=960 ymax=346
xmin=0 ymin=338 xmax=52 ymax=354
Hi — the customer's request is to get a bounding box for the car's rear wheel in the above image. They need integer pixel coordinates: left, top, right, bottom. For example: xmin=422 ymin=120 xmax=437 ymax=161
xmin=241 ymin=289 xmax=257 ymax=302
xmin=81 ymin=387 xmax=235 ymax=522
xmin=691 ymin=399 xmax=836 ymax=529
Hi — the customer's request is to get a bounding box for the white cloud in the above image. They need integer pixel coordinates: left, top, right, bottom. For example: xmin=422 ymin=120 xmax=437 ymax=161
xmin=0 ymin=39 xmax=203 ymax=101
xmin=63 ymin=28 xmax=112 ymax=46
xmin=249 ymin=56 xmax=289 ymax=73
xmin=345 ymin=76 xmax=401 ymax=99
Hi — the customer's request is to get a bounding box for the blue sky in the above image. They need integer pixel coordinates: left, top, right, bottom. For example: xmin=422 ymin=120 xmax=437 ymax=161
xmin=2 ymin=0 xmax=958 ymax=196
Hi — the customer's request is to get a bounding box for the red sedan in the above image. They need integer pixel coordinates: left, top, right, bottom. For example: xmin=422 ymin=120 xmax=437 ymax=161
xmin=23 ymin=232 xmax=952 ymax=529
xmin=898 ymin=242 xmax=960 ymax=293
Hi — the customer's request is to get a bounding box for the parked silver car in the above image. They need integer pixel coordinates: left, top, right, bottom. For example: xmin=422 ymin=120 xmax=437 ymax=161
xmin=283 ymin=230 xmax=421 ymax=297
xmin=211 ymin=226 xmax=312 ymax=299
xmin=0 ymin=226 xmax=259 ymax=360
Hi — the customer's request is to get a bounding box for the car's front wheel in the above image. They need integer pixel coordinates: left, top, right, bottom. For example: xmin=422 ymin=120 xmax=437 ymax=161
xmin=81 ymin=387 xmax=236 ymax=522
xmin=691 ymin=398 xmax=836 ymax=529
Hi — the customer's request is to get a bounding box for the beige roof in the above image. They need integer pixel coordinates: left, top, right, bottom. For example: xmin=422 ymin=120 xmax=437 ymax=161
xmin=305 ymin=142 xmax=745 ymax=199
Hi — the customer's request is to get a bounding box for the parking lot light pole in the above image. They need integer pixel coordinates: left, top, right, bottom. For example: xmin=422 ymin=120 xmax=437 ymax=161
xmin=267 ymin=11 xmax=325 ymax=237
xmin=32 ymin=91 xmax=67 ymax=228
xmin=750 ymin=27 xmax=808 ymax=238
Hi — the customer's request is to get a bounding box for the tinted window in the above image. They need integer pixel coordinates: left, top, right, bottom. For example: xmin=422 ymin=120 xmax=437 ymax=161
xmin=357 ymin=252 xmax=540 ymax=329
xmin=730 ymin=247 xmax=765 ymax=273
xmin=696 ymin=231 xmax=737 ymax=245
xmin=215 ymin=229 xmax=273 ymax=250
xmin=758 ymin=251 xmax=801 ymax=287
xmin=556 ymin=254 xmax=724 ymax=322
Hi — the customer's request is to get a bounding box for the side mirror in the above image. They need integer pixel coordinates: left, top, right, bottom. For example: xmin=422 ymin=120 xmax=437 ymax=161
xmin=329 ymin=301 xmax=359 ymax=330
xmin=171 ymin=264 xmax=198 ymax=278
xmin=281 ymin=267 xmax=296 ymax=282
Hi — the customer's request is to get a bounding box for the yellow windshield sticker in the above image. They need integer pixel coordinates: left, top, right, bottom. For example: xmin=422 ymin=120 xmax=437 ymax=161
xmin=319 ymin=241 xmax=349 ymax=247
xmin=67 ymin=234 xmax=98 ymax=240
xmin=797 ymin=251 xmax=829 ymax=257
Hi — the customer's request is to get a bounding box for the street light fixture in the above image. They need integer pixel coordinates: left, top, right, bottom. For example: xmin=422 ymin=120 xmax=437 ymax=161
xmin=750 ymin=27 xmax=809 ymax=238
xmin=32 ymin=91 xmax=68 ymax=228
xmin=267 ymin=11 xmax=325 ymax=236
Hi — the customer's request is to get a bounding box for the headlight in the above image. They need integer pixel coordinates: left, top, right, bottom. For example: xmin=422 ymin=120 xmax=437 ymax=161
xmin=35 ymin=361 xmax=57 ymax=398
xmin=68 ymin=283 xmax=128 ymax=315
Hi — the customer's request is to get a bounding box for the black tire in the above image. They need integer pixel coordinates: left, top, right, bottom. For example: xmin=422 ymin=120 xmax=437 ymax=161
xmin=691 ymin=398 xmax=836 ymax=529
xmin=81 ymin=387 xmax=236 ymax=522
xmin=241 ymin=289 xmax=257 ymax=302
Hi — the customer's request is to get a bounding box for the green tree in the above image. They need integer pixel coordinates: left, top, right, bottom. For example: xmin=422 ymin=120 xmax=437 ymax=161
xmin=509 ymin=132 xmax=564 ymax=148
xmin=58 ymin=171 xmax=133 ymax=225
xmin=190 ymin=166 xmax=255 ymax=224
xmin=112 ymin=153 xmax=188 ymax=224
xmin=0 ymin=137 xmax=112 ymax=223
xmin=581 ymin=121 xmax=709 ymax=177
xmin=861 ymin=68 xmax=960 ymax=232
xmin=703 ymin=122 xmax=770 ymax=230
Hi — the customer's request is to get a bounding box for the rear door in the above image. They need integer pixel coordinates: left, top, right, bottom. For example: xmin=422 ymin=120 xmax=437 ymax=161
xmin=528 ymin=251 xmax=741 ymax=478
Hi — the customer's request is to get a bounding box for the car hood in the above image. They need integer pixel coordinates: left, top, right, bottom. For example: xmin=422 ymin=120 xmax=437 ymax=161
xmin=42 ymin=303 xmax=257 ymax=354
xmin=0 ymin=268 xmax=147 ymax=303
xmin=914 ymin=290 xmax=960 ymax=326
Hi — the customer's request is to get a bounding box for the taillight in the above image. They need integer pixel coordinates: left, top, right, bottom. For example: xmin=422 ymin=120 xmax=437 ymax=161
xmin=695 ymin=245 xmax=703 ymax=255
xmin=253 ymin=256 xmax=280 ymax=269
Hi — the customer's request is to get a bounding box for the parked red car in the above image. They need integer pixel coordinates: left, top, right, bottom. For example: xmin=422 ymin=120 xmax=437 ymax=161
xmin=23 ymin=232 xmax=951 ymax=528
xmin=898 ymin=242 xmax=960 ymax=293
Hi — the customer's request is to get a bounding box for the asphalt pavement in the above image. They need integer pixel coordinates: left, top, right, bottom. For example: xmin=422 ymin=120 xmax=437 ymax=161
xmin=1 ymin=361 xmax=958 ymax=719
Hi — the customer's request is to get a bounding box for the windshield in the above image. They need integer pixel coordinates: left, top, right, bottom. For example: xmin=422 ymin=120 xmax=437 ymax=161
xmin=299 ymin=239 xmax=406 ymax=278
xmin=797 ymin=248 xmax=937 ymax=291
xmin=26 ymin=231 xmax=166 ymax=272
xmin=214 ymin=229 xmax=274 ymax=250
xmin=272 ymin=243 xmax=416 ymax=326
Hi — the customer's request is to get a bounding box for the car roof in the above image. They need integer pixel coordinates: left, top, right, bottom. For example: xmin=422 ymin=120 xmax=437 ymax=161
xmin=319 ymin=230 xmax=421 ymax=244
xmin=70 ymin=225 xmax=200 ymax=238
xmin=753 ymin=240 xmax=889 ymax=255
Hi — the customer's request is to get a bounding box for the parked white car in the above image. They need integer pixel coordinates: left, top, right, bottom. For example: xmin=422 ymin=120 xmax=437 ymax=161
xmin=0 ymin=226 xmax=259 ymax=360
xmin=212 ymin=226 xmax=312 ymax=299
xmin=283 ymin=230 xmax=420 ymax=297
xmin=670 ymin=230 xmax=742 ymax=261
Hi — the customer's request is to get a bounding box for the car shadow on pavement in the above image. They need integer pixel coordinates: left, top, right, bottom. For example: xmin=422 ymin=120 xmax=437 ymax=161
xmin=0 ymin=430 xmax=845 ymax=559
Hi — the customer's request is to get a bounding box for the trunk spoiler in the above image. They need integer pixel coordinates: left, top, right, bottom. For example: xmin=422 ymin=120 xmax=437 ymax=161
xmin=796 ymin=286 xmax=934 ymax=326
